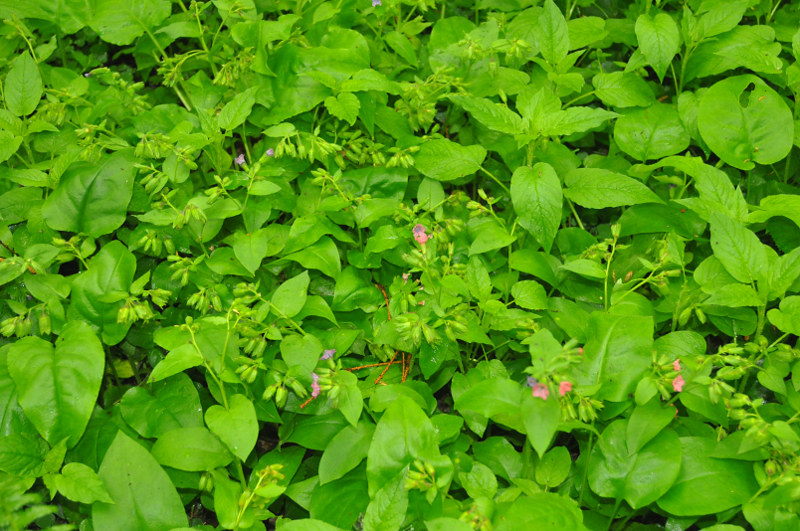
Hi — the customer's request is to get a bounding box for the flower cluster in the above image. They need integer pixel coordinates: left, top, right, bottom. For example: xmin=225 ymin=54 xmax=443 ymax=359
xmin=672 ymin=359 xmax=684 ymax=392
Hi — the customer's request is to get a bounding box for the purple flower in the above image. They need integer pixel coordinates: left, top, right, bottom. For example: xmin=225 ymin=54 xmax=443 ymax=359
xmin=265 ymin=148 xmax=275 ymax=157
xmin=372 ymin=0 xmax=381 ymax=6
xmin=526 ymin=376 xmax=537 ymax=388
xmin=83 ymin=72 xmax=91 ymax=78
xmin=311 ymin=372 xmax=321 ymax=398
xmin=235 ymin=153 xmax=246 ymax=166
xmin=321 ymin=349 xmax=336 ymax=360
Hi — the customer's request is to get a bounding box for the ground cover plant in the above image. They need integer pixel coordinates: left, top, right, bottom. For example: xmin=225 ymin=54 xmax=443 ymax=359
xmin=1 ymin=0 xmax=800 ymax=529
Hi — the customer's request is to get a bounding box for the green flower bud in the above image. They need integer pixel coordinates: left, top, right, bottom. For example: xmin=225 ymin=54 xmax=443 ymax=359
xmin=275 ymin=386 xmax=288 ymax=408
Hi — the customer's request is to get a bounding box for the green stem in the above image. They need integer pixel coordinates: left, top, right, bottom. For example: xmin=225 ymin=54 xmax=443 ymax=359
xmin=479 ymin=166 xmax=510 ymax=194
xmin=566 ymin=199 xmax=585 ymax=230
xmin=603 ymin=235 xmax=619 ymax=311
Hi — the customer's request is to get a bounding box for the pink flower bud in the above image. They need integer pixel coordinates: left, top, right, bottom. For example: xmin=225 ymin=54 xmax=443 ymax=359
xmin=672 ymin=374 xmax=685 ymax=393
xmin=532 ymin=383 xmax=549 ymax=400
xmin=559 ymin=381 xmax=572 ymax=396
xmin=673 ymin=359 xmax=681 ymax=372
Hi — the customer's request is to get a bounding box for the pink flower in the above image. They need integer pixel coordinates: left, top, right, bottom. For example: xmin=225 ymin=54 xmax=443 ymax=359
xmin=577 ymin=347 xmax=583 ymax=355
xmin=532 ymin=383 xmax=550 ymax=400
xmin=311 ymin=373 xmax=321 ymax=398
xmin=559 ymin=381 xmax=572 ymax=396
xmin=235 ymin=153 xmax=246 ymax=166
xmin=673 ymin=359 xmax=681 ymax=372
xmin=265 ymin=148 xmax=274 ymax=157
xmin=402 ymin=273 xmax=410 ymax=284
xmin=672 ymin=374 xmax=685 ymax=393
xmin=320 ymin=349 xmax=336 ymax=360
xmin=413 ymin=224 xmax=429 ymax=245
xmin=372 ymin=0 xmax=381 ymax=6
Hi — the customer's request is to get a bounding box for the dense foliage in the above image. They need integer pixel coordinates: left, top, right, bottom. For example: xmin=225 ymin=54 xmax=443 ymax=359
xmin=1 ymin=0 xmax=800 ymax=529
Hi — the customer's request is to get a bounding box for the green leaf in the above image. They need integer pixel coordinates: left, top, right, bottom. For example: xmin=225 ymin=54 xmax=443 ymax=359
xmin=592 ymin=71 xmax=655 ymax=108
xmin=511 ymin=163 xmax=562 ymax=252
xmin=468 ymin=218 xmax=516 ymax=256
xmin=573 ymin=313 xmax=653 ymax=401
xmin=767 ymin=296 xmax=800 ymax=335
xmin=698 ymin=75 xmax=794 ymax=170
xmin=0 ymin=433 xmax=48 ymax=477
xmin=0 ymin=131 xmax=22 ymax=163
xmin=658 ymin=437 xmax=758 ymax=515
xmin=272 ymin=271 xmax=310 ymax=318
xmin=7 ymin=321 xmax=104 ymax=447
xmin=703 ymin=283 xmax=762 ymax=307
xmin=151 ymin=426 xmax=233 ymax=471
xmin=414 ymin=138 xmax=486 ymax=182
xmin=635 ymin=12 xmax=680 ymax=82
xmin=495 ymin=493 xmax=586 ymax=530
xmin=709 ymin=212 xmax=767 ymax=285
xmin=626 ymin=397 xmax=676 ymax=454
xmin=325 ymin=92 xmax=360 ymax=126
xmin=121 ymin=374 xmax=203 ymax=438
xmin=205 ymin=394 xmax=259 ymax=461
xmin=337 ymin=370 xmax=363 ymax=427
xmin=366 ymin=396 xmax=440 ymax=496
xmin=3 ymin=52 xmax=43 ymax=116
xmin=281 ymin=333 xmax=324 ymax=373
xmin=614 ymin=103 xmax=690 ymax=161
xmin=564 ymin=168 xmax=663 ymax=208
xmin=385 ymin=31 xmax=417 ymax=66
xmin=54 ymin=462 xmax=113 ymax=504
xmin=218 ymin=87 xmax=257 ymax=130
xmin=68 ymin=240 xmax=136 ymax=345
xmin=448 ymin=94 xmax=524 ymax=135
xmin=231 ymin=228 xmax=270 ymax=275
xmin=537 ymin=0 xmax=569 ymax=65
xmin=511 ymin=280 xmax=548 ymax=310
xmin=589 ymin=419 xmax=681 ymax=509
xmin=466 ymin=256 xmax=492 ymax=303
xmin=319 ymin=421 xmax=374 ymax=485
xmin=42 ymin=150 xmax=136 ymax=238
xmin=748 ymin=194 xmax=800 ymax=230
xmin=284 ymin=236 xmax=341 ymax=278
xmin=89 ymin=0 xmax=172 ymax=45
xmin=148 ymin=343 xmax=204 ymax=383
xmin=535 ymin=446 xmax=571 ymax=488
xmin=521 ymin=391 xmax=561 ymax=458
xmin=362 ymin=473 xmax=408 ymax=531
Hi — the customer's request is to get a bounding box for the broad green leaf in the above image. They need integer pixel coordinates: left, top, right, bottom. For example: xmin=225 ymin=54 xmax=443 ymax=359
xmin=684 ymin=26 xmax=782 ymax=82
xmin=547 ymin=106 xmax=618 ymax=136
xmin=658 ymin=437 xmax=758 ymax=515
xmin=473 ymin=437 xmax=523 ymax=481
xmin=337 ymin=370 xmax=363 ymax=427
xmin=232 ymin=228 xmax=270 ymax=275
xmin=92 ymin=432 xmax=187 ymax=531
xmin=218 ymin=87 xmax=257 ymax=130
xmin=7 ymin=321 xmax=104 ymax=447
xmin=272 ymin=271 xmax=310 ymax=318
xmin=564 ymin=168 xmax=663 ymax=208
xmin=703 ymin=283 xmax=762 ymax=307
xmin=635 ymin=13 xmax=680 ymax=82
xmin=468 ymin=218 xmax=516 ymax=256
xmin=281 ymin=333 xmax=324 ymax=373
xmin=309 ymin=468 xmax=368 ymax=529
xmin=42 ymin=150 xmax=136 ymax=238
xmin=461 ymin=461 xmax=498 ymax=499
xmin=205 ymin=394 xmax=258 ymax=462
xmin=521 ymin=391 xmax=560 ymax=458
xmin=319 ymin=421 xmax=375 ymax=485
xmin=148 ymin=343 xmax=204 ymax=383
xmin=511 ymin=280 xmax=548 ymax=310
xmin=67 ymin=240 xmax=136 ymax=345
xmin=698 ymin=75 xmax=793 ymax=170
xmin=89 ymin=0 xmax=172 ymax=45
xmin=573 ymin=313 xmax=653 ymax=401
xmin=592 ymin=71 xmax=655 ymax=108
xmin=511 ymin=163 xmax=562 ymax=252
xmin=366 ymin=396 xmax=440 ymax=496
xmin=466 ymin=256 xmax=492 ymax=303
xmin=589 ymin=419 xmax=681 ymax=509
xmin=448 ymin=94 xmax=524 ymax=135
xmin=537 ymin=0 xmax=569 ymax=65
xmin=414 ymin=138 xmax=486 ymax=182
xmin=362 ymin=473 xmax=408 ymax=531
xmin=54 ymin=462 xmax=113 ymax=504
xmin=4 ymin=52 xmax=43 ymax=116
xmin=695 ymin=0 xmax=748 ymax=39
xmin=767 ymin=296 xmax=800 ymax=336
xmin=709 ymin=212 xmax=767 ymax=285
xmin=747 ymin=194 xmax=800 ymax=230
xmin=0 ymin=433 xmax=48 ymax=477
xmin=766 ymin=247 xmax=800 ymax=300
xmin=385 ymin=31 xmax=417 ymax=67
xmin=535 ymin=446 xmax=571 ymax=488
xmin=626 ymin=398 xmax=677 ymax=454
xmin=121 ymin=374 xmax=203 ymax=438
xmin=284 ymin=236 xmax=341 ymax=278
xmin=0 ymin=131 xmax=22 ymax=163
xmin=495 ymin=493 xmax=586 ymax=530
xmin=152 ymin=426 xmax=233 ymax=471
xmin=614 ymin=104 xmax=690 ymax=161
xmin=325 ymin=92 xmax=360 ymax=125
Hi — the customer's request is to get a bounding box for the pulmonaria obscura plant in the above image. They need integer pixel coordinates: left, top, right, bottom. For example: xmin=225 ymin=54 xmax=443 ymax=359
xmin=1 ymin=0 xmax=800 ymax=529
